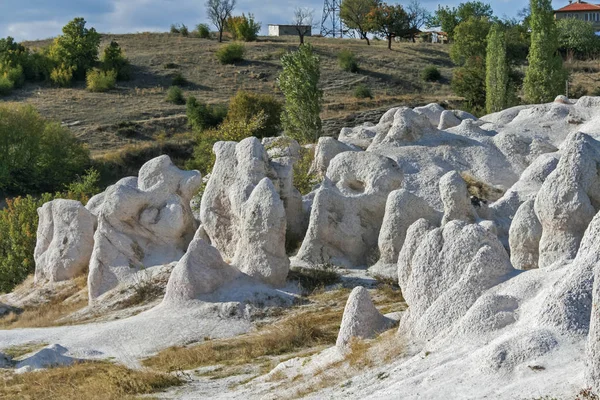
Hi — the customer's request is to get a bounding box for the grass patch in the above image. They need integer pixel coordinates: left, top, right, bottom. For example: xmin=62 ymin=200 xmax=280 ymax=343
xmin=460 ymin=172 xmax=505 ymax=202
xmin=0 ymin=361 xmax=182 ymax=400
xmin=287 ymin=264 xmax=341 ymax=295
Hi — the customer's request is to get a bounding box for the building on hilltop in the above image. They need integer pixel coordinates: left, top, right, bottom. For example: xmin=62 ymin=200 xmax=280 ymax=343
xmin=268 ymin=24 xmax=312 ymax=37
xmin=554 ymin=0 xmax=600 ymax=30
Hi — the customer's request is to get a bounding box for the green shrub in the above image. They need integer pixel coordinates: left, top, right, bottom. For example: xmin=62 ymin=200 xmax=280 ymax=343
xmin=86 ymin=68 xmax=117 ymax=92
xmin=216 ymin=43 xmax=245 ymax=64
xmin=421 ymin=65 xmax=442 ymax=82
xmin=170 ymin=24 xmax=180 ymax=34
xmin=225 ymin=90 xmax=282 ymax=137
xmin=226 ymin=14 xmax=261 ymax=42
xmin=338 ymin=49 xmax=359 ymax=73
xmin=4 ymin=65 xmax=25 ymax=88
xmin=195 ymin=24 xmax=211 ymax=39
xmin=0 ymin=75 xmax=13 ymax=95
xmin=293 ymin=146 xmax=319 ymax=195
xmin=163 ymin=62 xmax=178 ymax=69
xmin=278 ymin=44 xmax=323 ymax=144
xmin=186 ymin=96 xmax=227 ymax=131
xmin=180 ymin=24 xmax=189 ymax=37
xmin=166 ymin=86 xmax=185 ymax=104
xmin=49 ymin=17 xmax=100 ymax=80
xmin=354 ymin=84 xmax=372 ymax=99
xmin=64 ymin=168 xmax=101 ymax=202
xmin=171 ymin=72 xmax=187 ymax=86
xmin=102 ymin=40 xmax=130 ymax=81
xmin=50 ymin=64 xmax=74 ymax=87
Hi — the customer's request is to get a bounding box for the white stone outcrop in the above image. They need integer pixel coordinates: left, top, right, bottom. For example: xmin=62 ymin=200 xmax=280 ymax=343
xmin=232 ymin=178 xmax=289 ymax=287
xmin=296 ymin=151 xmax=403 ymax=267
xmin=439 ymin=171 xmax=477 ymax=226
xmin=437 ymin=110 xmax=462 ymax=130
xmin=88 ymin=155 xmax=202 ymax=301
xmin=310 ymin=136 xmax=359 ymax=178
xmin=414 ymin=103 xmax=445 ymax=126
xmin=370 ymin=107 xmax=435 ymax=147
xmin=34 ymin=199 xmax=96 ymax=283
xmin=336 ymin=286 xmax=392 ymax=349
xmin=15 ymin=344 xmax=78 ymax=372
xmin=586 ymin=260 xmax=600 ymax=393
xmin=509 ymin=200 xmax=542 ymax=270
xmin=163 ymin=233 xmax=240 ymax=303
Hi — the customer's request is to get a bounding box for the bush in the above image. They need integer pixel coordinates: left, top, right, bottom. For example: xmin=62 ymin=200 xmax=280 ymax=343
xmin=287 ymin=265 xmax=341 ymax=295
xmin=64 ymin=168 xmax=101 ymax=202
xmin=421 ymin=65 xmax=442 ymax=82
xmin=226 ymin=14 xmax=261 ymax=42
xmin=50 ymin=64 xmax=74 ymax=87
xmin=278 ymin=44 xmax=323 ymax=144
xmin=170 ymin=24 xmax=180 ymax=34
xmin=86 ymin=68 xmax=117 ymax=92
xmin=166 ymin=86 xmax=185 ymax=104
xmin=338 ymin=49 xmax=359 ymax=73
xmin=0 ymin=75 xmax=13 ymax=95
xmin=102 ymin=40 xmax=130 ymax=81
xmin=49 ymin=18 xmax=101 ymax=80
xmin=171 ymin=72 xmax=187 ymax=86
xmin=186 ymin=96 xmax=227 ymax=131
xmin=195 ymin=24 xmax=211 ymax=39
xmin=354 ymin=84 xmax=372 ymax=99
xmin=180 ymin=24 xmax=189 ymax=37
xmin=216 ymin=43 xmax=245 ymax=64
xmin=4 ymin=65 xmax=25 ymax=88
xmin=293 ymin=146 xmax=318 ymax=195
xmin=225 ymin=90 xmax=282 ymax=137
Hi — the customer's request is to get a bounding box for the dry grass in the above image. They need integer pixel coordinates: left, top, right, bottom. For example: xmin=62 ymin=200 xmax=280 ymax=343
xmin=0 ymin=361 xmax=182 ymax=400
xmin=460 ymin=172 xmax=505 ymax=202
xmin=0 ymin=276 xmax=88 ymax=329
xmin=2 ymin=342 xmax=48 ymax=359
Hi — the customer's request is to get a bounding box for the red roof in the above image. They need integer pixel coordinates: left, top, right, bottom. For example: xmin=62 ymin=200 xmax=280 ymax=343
xmin=555 ymin=1 xmax=600 ymax=12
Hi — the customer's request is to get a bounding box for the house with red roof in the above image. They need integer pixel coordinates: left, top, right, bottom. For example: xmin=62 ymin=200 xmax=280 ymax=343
xmin=554 ymin=0 xmax=600 ymax=30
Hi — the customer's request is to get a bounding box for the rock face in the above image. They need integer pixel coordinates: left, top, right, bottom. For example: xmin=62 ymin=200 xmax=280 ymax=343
xmin=369 ymin=189 xmax=440 ymax=279
xmin=297 ymin=151 xmax=403 ymax=267
xmin=163 ymin=233 xmax=240 ymax=303
xmin=232 ymin=178 xmax=289 ymax=287
xmin=587 ymin=260 xmax=600 ymax=393
xmin=439 ymin=171 xmax=477 ymax=226
xmin=509 ymin=200 xmax=542 ymax=270
xmin=336 ymin=286 xmax=391 ymax=349
xmin=34 ymin=200 xmax=96 ymax=284
xmin=310 ymin=136 xmax=359 ymax=178
xmin=88 ymin=155 xmax=202 ymax=301
xmin=534 ymin=132 xmax=600 ymax=268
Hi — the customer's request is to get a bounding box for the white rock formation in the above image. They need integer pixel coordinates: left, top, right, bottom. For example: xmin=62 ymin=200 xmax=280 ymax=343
xmin=88 ymin=155 xmax=202 ymax=301
xmin=336 ymin=286 xmax=392 ymax=349
xmin=437 ymin=110 xmax=462 ymax=130
xmin=369 ymin=189 xmax=440 ymax=279
xmin=414 ymin=103 xmax=445 ymax=126
xmin=310 ymin=136 xmax=359 ymax=178
xmin=587 ymin=261 xmax=600 ymax=393
xmin=34 ymin=199 xmax=96 ymax=283
xmin=15 ymin=344 xmax=78 ymax=372
xmin=439 ymin=171 xmax=477 ymax=226
xmin=296 ymin=151 xmax=403 ymax=267
xmin=509 ymin=200 xmax=542 ymax=270
xmin=232 ymin=178 xmax=289 ymax=287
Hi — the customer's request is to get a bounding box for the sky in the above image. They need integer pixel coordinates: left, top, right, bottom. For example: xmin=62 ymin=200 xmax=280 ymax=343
xmin=0 ymin=0 xmax=569 ymax=42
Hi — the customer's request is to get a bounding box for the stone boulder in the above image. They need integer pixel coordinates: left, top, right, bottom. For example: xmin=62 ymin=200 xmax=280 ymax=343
xmin=15 ymin=344 xmax=79 ymax=372
xmin=88 ymin=155 xmax=202 ymax=301
xmin=232 ymin=178 xmax=289 ymax=287
xmin=414 ymin=103 xmax=445 ymax=126
xmin=296 ymin=151 xmax=403 ymax=267
xmin=438 ymin=110 xmax=462 ymax=130
xmin=34 ymin=199 xmax=96 ymax=284
xmin=369 ymin=107 xmax=435 ymax=148
xmin=336 ymin=286 xmax=392 ymax=349
xmin=440 ymin=171 xmax=477 ymax=226
xmin=310 ymin=136 xmax=359 ymax=178
xmin=509 ymin=200 xmax=542 ymax=270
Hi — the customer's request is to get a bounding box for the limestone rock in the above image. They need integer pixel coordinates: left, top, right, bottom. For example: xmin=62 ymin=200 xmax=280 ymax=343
xmin=34 ymin=199 xmax=96 ymax=284
xmin=586 ymin=259 xmax=600 ymax=393
xmin=15 ymin=344 xmax=78 ymax=372
xmin=438 ymin=110 xmax=462 ymax=130
xmin=414 ymin=103 xmax=445 ymax=126
xmin=88 ymin=155 xmax=201 ymax=301
xmin=233 ymin=178 xmax=289 ymax=287
xmin=310 ymin=136 xmax=359 ymax=178
xmin=509 ymin=200 xmax=542 ymax=270
xmin=370 ymin=107 xmax=434 ymax=148
xmin=440 ymin=171 xmax=477 ymax=226
xmin=297 ymin=151 xmax=403 ymax=267
xmin=163 ymin=233 xmax=240 ymax=303
xmin=369 ymin=189 xmax=440 ymax=279
xmin=336 ymin=286 xmax=392 ymax=349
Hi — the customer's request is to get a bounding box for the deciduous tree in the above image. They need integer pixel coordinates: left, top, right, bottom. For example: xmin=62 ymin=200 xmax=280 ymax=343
xmin=206 ymin=0 xmax=236 ymax=42
xmin=340 ymin=0 xmax=379 ymax=45
xmin=367 ymin=3 xmax=410 ymax=50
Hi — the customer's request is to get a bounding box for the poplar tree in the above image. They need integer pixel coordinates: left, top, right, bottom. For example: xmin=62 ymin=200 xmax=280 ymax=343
xmin=485 ymin=24 xmax=509 ymax=113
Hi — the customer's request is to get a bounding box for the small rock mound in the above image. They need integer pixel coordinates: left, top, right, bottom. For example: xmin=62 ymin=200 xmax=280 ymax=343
xmin=15 ymin=344 xmax=79 ymax=373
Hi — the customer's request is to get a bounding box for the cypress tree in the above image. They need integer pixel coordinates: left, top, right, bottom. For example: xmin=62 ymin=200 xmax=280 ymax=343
xmin=485 ymin=24 xmax=509 ymax=114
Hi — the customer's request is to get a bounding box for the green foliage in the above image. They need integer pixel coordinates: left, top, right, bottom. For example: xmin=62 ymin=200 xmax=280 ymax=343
xmin=225 ymin=90 xmax=282 ymax=137
xmin=101 ymin=41 xmax=131 ymax=81
xmin=0 ymin=75 xmax=12 ymax=95
xmin=0 ymin=104 xmax=90 ymax=195
xmin=354 ymin=83 xmax=373 ymax=98
xmin=171 ymin=72 xmax=187 ymax=86
xmin=2 ymin=64 xmax=25 ymax=88
xmin=524 ymin=0 xmax=568 ymax=103
xmin=293 ymin=146 xmax=319 ymax=196
xmin=49 ymin=17 xmax=101 ymax=80
xmin=186 ymin=96 xmax=228 ymax=131
xmin=338 ymin=49 xmax=359 ymax=72
xmin=170 ymin=24 xmax=180 ymax=34
xmin=450 ymin=17 xmax=491 ymax=65
xmin=367 ymin=3 xmax=411 ymax=50
xmin=86 ymin=68 xmax=117 ymax=92
xmin=557 ymin=18 xmax=599 ymax=59
xmin=226 ymin=14 xmax=261 ymax=41
xmin=421 ymin=65 xmax=442 ymax=82
xmin=216 ymin=42 xmax=245 ymax=64
xmin=64 ymin=168 xmax=101 ymax=202
xmin=195 ymin=23 xmax=211 ymax=38
xmin=485 ymin=24 xmax=510 ymax=113
xmin=180 ymin=24 xmax=189 ymax=37
xmin=166 ymin=86 xmax=186 ymax=105
xmin=0 ymin=37 xmax=27 ymax=68
xmin=278 ymin=44 xmax=323 ymax=144
xmin=22 ymin=50 xmax=54 ymax=82
xmin=50 ymin=64 xmax=74 ymax=87
xmin=432 ymin=1 xmax=494 ymax=40
xmin=452 ymin=56 xmax=486 ymax=113
xmin=340 ymin=0 xmax=379 ymax=44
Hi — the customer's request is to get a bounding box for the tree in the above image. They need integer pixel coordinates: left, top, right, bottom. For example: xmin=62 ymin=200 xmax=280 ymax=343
xmin=277 ymin=44 xmax=323 ymax=143
xmin=557 ymin=18 xmax=599 ymax=61
xmin=367 ymin=3 xmax=410 ymax=50
xmin=524 ymin=0 xmax=568 ymax=103
xmin=340 ymin=0 xmax=379 ymax=45
xmin=486 ymin=24 xmax=509 ymax=113
xmin=431 ymin=1 xmax=493 ymax=40
xmin=452 ymin=56 xmax=486 ymax=111
xmin=406 ymin=0 xmax=431 ymax=42
xmin=206 ymin=0 xmax=236 ymax=42
xmin=50 ymin=18 xmax=101 ymax=80
xmin=293 ymin=7 xmax=316 ymax=45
